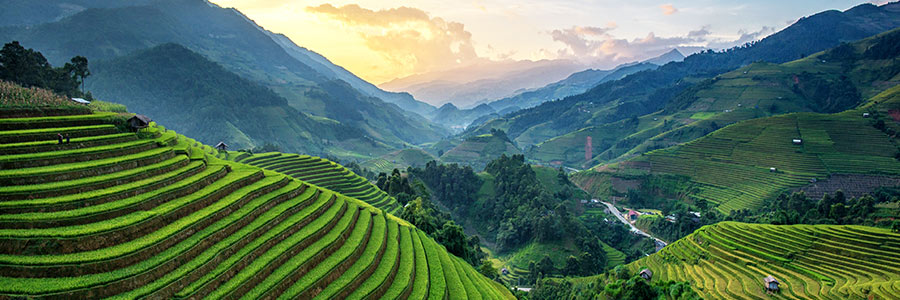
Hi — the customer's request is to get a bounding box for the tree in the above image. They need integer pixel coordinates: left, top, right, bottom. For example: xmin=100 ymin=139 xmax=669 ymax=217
xmin=70 ymin=56 xmax=90 ymax=94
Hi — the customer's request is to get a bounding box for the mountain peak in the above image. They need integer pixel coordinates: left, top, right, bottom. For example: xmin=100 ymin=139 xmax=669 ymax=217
xmin=644 ymin=48 xmax=686 ymax=66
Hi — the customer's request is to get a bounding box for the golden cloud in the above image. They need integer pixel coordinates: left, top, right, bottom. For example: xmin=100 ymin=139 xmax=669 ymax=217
xmin=660 ymin=4 xmax=678 ymax=15
xmin=306 ymin=4 xmax=480 ymax=76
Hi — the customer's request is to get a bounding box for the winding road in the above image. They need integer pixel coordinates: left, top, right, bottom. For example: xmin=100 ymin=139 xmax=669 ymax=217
xmin=600 ymin=201 xmax=668 ymax=251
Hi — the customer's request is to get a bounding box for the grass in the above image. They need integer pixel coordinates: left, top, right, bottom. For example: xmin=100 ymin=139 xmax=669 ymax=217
xmin=579 ymin=110 xmax=900 ymax=214
xmin=628 ymin=222 xmax=900 ymax=299
xmin=236 ymin=153 xmax=402 ymax=215
xmin=383 ymin=226 xmax=420 ymax=299
xmin=0 ymin=170 xmax=260 ymax=240
xmin=345 ymin=218 xmax=400 ymax=299
xmin=278 ymin=210 xmax=380 ymax=299
xmin=228 ymin=202 xmax=359 ymax=300
xmin=0 ymin=110 xmax=515 ymax=299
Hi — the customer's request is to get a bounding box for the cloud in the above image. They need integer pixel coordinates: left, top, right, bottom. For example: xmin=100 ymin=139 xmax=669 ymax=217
xmin=660 ymin=4 xmax=678 ymax=15
xmin=306 ymin=4 xmax=480 ymax=75
xmin=707 ymin=26 xmax=777 ymax=49
xmin=549 ymin=24 xmax=705 ymax=66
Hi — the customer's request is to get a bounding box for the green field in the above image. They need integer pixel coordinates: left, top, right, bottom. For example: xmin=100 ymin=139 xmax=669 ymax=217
xmin=440 ymin=132 xmax=522 ymax=170
xmin=628 ymin=222 xmax=900 ymax=299
xmin=361 ymin=148 xmax=438 ymax=174
xmin=574 ymin=91 xmax=900 ymax=214
xmin=0 ymin=106 xmax=513 ymax=298
xmin=234 ymin=152 xmax=402 ymax=215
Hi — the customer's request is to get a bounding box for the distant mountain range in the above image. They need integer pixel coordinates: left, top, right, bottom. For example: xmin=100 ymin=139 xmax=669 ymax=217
xmin=465 ymin=1 xmax=900 ymax=168
xmin=427 ymin=49 xmax=685 ymax=130
xmin=0 ymin=0 xmax=445 ymax=158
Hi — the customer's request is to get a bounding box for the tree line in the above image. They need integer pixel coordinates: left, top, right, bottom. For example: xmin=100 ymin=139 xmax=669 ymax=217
xmin=0 ymin=41 xmax=90 ymax=99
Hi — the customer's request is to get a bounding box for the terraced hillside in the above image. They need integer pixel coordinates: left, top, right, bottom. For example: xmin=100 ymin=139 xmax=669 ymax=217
xmin=0 ymin=110 xmax=513 ymax=299
xmin=574 ymin=86 xmax=900 ymax=214
xmin=628 ymin=222 xmax=900 ymax=299
xmin=234 ymin=152 xmax=402 ymax=215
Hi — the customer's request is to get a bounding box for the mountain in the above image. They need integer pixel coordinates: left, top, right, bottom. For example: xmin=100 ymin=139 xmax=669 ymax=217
xmin=486 ymin=50 xmax=683 ymax=114
xmin=0 ymin=0 xmax=447 ymax=155
xmin=262 ymin=32 xmax=435 ymax=117
xmin=439 ymin=130 xmax=522 ymax=170
xmin=427 ymin=51 xmax=684 ymax=131
xmin=86 ymin=43 xmax=390 ymax=156
xmin=467 ymin=1 xmax=900 ymax=165
xmin=428 ymin=102 xmax=497 ymax=131
xmin=530 ymin=25 xmax=900 ymax=169
xmin=380 ymin=59 xmax=585 ymax=108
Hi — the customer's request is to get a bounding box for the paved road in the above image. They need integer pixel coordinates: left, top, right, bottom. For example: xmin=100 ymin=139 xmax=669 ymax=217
xmin=600 ymin=201 xmax=668 ymax=251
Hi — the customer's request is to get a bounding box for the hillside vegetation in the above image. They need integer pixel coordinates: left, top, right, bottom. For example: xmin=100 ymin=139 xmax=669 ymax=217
xmin=468 ymin=2 xmax=900 ymax=168
xmin=0 ymin=97 xmax=512 ymax=298
xmin=572 ymin=29 xmax=900 ymax=214
xmin=233 ymin=152 xmax=402 ymax=215
xmin=630 ymin=222 xmax=900 ymax=299
xmin=440 ymin=129 xmax=522 ymax=170
xmin=0 ymin=0 xmax=445 ymax=158
xmin=529 ymin=222 xmax=900 ymax=299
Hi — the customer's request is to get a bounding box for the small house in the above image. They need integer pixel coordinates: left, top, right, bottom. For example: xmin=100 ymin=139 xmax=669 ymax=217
xmin=792 ymin=139 xmax=803 ymax=145
xmin=215 ymin=142 xmax=228 ymax=151
xmin=127 ymin=114 xmax=152 ymax=131
xmin=863 ymin=112 xmax=871 ymax=118
xmin=770 ymin=167 xmax=777 ymax=172
xmin=764 ymin=275 xmax=779 ymax=293
xmin=501 ymin=268 xmax=509 ymax=275
xmin=627 ymin=210 xmax=639 ymax=221
xmin=640 ymin=269 xmax=653 ymax=280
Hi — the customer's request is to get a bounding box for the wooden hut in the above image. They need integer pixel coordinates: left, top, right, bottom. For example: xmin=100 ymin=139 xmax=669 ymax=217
xmin=640 ymin=269 xmax=653 ymax=280
xmin=792 ymin=138 xmax=803 ymax=145
xmin=127 ymin=114 xmax=152 ymax=131
xmin=215 ymin=142 xmax=228 ymax=151
xmin=764 ymin=275 xmax=779 ymax=293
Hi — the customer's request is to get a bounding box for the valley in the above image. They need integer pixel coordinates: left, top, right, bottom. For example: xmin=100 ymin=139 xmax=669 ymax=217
xmin=1 ymin=0 xmax=900 ymax=299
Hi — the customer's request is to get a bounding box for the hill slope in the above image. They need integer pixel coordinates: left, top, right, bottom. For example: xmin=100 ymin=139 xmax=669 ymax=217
xmin=0 ymin=100 xmax=512 ymax=298
xmin=0 ymin=0 xmax=446 ymax=150
xmin=630 ymin=222 xmax=900 ymax=299
xmin=234 ymin=152 xmax=403 ymax=215
xmin=574 ymin=85 xmax=900 ymax=214
xmin=87 ymin=43 xmax=388 ymax=157
xmin=440 ymin=131 xmax=522 ymax=170
xmin=527 ymin=19 xmax=900 ymax=169
xmin=468 ymin=2 xmax=900 ymax=164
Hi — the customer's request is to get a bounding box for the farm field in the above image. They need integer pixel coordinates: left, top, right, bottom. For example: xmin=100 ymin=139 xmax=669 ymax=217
xmin=0 ymin=108 xmax=513 ymax=299
xmin=628 ymin=222 xmax=900 ymax=299
xmin=575 ymin=101 xmax=900 ymax=214
xmin=234 ymin=152 xmax=402 ymax=215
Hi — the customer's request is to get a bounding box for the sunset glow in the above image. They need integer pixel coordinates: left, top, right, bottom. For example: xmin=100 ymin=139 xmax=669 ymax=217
xmin=211 ymin=0 xmax=881 ymax=84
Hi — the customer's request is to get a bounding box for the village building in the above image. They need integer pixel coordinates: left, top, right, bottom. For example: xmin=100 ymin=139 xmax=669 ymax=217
xmin=127 ymin=114 xmax=152 ymax=131
xmin=215 ymin=142 xmax=228 ymax=151
xmin=640 ymin=269 xmax=653 ymax=280
xmin=764 ymin=275 xmax=780 ymax=293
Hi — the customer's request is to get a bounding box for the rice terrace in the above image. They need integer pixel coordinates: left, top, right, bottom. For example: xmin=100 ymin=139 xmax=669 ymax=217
xmin=2 ymin=0 xmax=900 ymax=299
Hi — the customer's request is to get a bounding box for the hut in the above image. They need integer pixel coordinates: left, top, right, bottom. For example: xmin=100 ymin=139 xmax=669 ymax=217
xmin=215 ymin=142 xmax=228 ymax=151
xmin=127 ymin=114 xmax=152 ymax=131
xmin=640 ymin=269 xmax=653 ymax=280
xmin=770 ymin=167 xmax=777 ymax=172
xmin=792 ymin=139 xmax=803 ymax=145
xmin=627 ymin=210 xmax=639 ymax=221
xmin=863 ymin=112 xmax=871 ymax=118
xmin=764 ymin=275 xmax=779 ymax=293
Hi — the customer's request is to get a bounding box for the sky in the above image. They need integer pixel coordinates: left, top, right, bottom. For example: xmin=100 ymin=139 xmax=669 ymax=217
xmin=210 ymin=0 xmax=888 ymax=84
